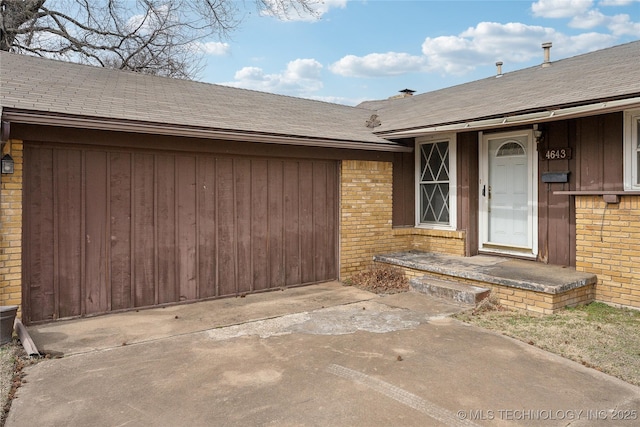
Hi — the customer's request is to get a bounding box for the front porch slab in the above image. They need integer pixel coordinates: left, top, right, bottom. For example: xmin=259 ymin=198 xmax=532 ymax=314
xmin=374 ymin=251 xmax=598 ymax=314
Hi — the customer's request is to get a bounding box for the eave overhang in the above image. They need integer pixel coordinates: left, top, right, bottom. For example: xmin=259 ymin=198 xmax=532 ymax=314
xmin=376 ymin=96 xmax=640 ymax=139
xmin=1 ymin=108 xmax=413 ymax=153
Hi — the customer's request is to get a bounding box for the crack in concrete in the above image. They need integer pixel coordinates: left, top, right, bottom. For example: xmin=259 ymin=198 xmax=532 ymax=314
xmin=326 ymin=364 xmax=481 ymax=427
xmin=206 ymin=302 xmax=424 ymax=341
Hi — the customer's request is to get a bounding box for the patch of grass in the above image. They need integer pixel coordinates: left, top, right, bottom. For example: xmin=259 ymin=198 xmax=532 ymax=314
xmin=1 ymin=342 xmax=23 ymax=426
xmin=0 ymin=341 xmax=41 ymax=426
xmin=454 ymin=301 xmax=640 ymax=386
xmin=346 ymin=264 xmax=409 ymax=294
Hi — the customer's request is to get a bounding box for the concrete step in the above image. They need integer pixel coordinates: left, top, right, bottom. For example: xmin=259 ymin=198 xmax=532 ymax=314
xmin=410 ymin=274 xmax=490 ymax=305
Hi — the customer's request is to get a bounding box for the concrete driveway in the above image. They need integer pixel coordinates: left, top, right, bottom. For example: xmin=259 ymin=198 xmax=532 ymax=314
xmin=7 ymin=282 xmax=640 ymax=426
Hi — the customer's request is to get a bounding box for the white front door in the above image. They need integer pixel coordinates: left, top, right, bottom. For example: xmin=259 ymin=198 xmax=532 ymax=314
xmin=480 ymin=130 xmax=537 ymax=256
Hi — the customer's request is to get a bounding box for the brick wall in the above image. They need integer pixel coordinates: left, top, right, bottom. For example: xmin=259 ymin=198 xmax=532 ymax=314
xmin=0 ymin=140 xmax=23 ymax=313
xmin=340 ymin=160 xmax=466 ymax=280
xmin=340 ymin=160 xmax=398 ymax=278
xmin=575 ymin=195 xmax=640 ymax=309
xmin=489 ymin=282 xmax=594 ymax=314
xmin=394 ymin=228 xmax=466 ymax=256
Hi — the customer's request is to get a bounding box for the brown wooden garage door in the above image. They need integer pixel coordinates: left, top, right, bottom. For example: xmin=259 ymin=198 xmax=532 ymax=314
xmin=23 ymin=143 xmax=338 ymax=323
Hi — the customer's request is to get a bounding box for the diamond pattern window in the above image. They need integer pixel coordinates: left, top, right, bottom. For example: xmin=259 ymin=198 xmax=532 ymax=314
xmin=419 ymin=141 xmax=450 ymax=224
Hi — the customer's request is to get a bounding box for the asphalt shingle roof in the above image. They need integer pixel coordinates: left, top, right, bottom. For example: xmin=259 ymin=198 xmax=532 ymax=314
xmin=2 ymin=40 xmax=640 ymax=144
xmin=0 ymin=51 xmax=389 ymax=146
xmin=361 ymin=40 xmax=640 ymax=134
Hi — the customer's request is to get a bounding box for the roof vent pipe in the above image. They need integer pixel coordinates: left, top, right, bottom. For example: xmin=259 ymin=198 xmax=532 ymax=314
xmin=495 ymin=61 xmax=503 ymax=77
xmin=542 ymin=42 xmax=552 ymax=67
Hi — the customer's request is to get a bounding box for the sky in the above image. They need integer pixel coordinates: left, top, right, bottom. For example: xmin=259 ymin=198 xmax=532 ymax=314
xmin=196 ymin=0 xmax=640 ymax=106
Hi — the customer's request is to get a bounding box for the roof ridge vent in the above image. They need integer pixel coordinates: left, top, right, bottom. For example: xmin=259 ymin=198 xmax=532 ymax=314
xmin=542 ymin=42 xmax=552 ymax=67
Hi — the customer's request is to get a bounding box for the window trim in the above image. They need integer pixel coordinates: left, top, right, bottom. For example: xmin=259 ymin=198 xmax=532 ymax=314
xmin=624 ymin=109 xmax=640 ymax=191
xmin=415 ymin=133 xmax=457 ymax=230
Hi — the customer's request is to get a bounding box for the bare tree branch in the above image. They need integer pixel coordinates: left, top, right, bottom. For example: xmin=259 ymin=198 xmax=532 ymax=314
xmin=0 ymin=0 xmax=321 ymax=78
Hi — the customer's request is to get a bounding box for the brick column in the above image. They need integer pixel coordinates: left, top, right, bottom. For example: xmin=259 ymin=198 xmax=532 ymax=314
xmin=0 ymin=140 xmax=23 ymax=313
xmin=340 ymin=160 xmax=399 ymax=279
xmin=575 ymin=195 xmax=640 ymax=309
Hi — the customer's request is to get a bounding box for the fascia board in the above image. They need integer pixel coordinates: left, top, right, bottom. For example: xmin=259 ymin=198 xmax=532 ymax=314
xmin=380 ymin=97 xmax=640 ymax=138
xmin=1 ymin=109 xmax=413 ymax=153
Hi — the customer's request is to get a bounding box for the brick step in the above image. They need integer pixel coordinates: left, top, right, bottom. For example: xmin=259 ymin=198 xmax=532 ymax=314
xmin=410 ymin=275 xmax=490 ymax=305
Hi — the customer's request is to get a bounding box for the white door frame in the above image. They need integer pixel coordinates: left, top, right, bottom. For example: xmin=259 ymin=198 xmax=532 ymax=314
xmin=479 ymin=129 xmax=538 ymax=257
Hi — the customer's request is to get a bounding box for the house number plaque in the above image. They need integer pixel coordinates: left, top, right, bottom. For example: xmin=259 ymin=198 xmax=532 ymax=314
xmin=542 ymin=147 xmax=572 ymax=160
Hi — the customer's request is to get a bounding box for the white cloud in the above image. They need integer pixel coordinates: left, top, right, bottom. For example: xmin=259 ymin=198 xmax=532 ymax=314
xmin=310 ymin=0 xmax=349 ymax=16
xmin=571 ymin=11 xmax=640 ymax=35
xmin=599 ymin=0 xmax=639 ymax=5
xmin=606 ymin=13 xmax=640 ymax=35
xmin=284 ymin=58 xmax=323 ymax=79
xmin=532 ymin=0 xmax=640 ymax=36
xmin=262 ymin=0 xmax=348 ymax=22
xmin=419 ymin=21 xmax=616 ymax=74
xmin=328 ymin=17 xmax=621 ymax=79
xmin=234 ymin=66 xmax=266 ymax=81
xmin=226 ymin=59 xmax=324 ymax=96
xmin=195 ymin=41 xmax=231 ymax=56
xmin=329 ymin=52 xmax=426 ymax=77
xmin=569 ymin=9 xmax=609 ymax=28
xmin=422 ymin=22 xmax=615 ymax=74
xmin=531 ymin=0 xmax=594 ymax=18
xmin=422 ymin=22 xmax=556 ymax=74
xmin=126 ymin=4 xmax=173 ymax=34
xmin=329 ymin=14 xmax=624 ymax=77
xmin=311 ymin=95 xmax=364 ymax=106
xmin=557 ymin=31 xmax=618 ymax=52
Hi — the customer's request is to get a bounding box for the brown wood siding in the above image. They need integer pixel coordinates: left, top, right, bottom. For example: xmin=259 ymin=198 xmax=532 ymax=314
xmin=456 ymin=132 xmax=480 ymax=256
xmin=23 ymin=143 xmax=338 ymax=323
xmin=392 ymin=151 xmax=415 ymax=227
xmin=538 ymin=112 xmax=623 ymax=266
xmin=12 ymin=124 xmax=396 ymax=163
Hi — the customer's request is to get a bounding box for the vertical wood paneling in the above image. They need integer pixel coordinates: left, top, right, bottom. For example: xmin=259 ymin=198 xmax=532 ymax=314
xmin=540 ymin=121 xmax=574 ymax=266
xmin=24 ymin=147 xmax=55 ymax=322
xmin=177 ymin=156 xmax=197 ymax=301
xmin=133 ymin=153 xmax=155 ymax=307
xmin=156 ymin=155 xmax=177 ymax=304
xmin=268 ymin=160 xmax=285 ymax=287
xmin=537 ymin=113 xmax=623 ymax=267
xmin=392 ymin=151 xmax=416 ymax=227
xmin=251 ymin=160 xmax=269 ymax=291
xmin=234 ymin=158 xmax=253 ymax=293
xmin=56 ymin=150 xmax=82 ymax=318
xmin=312 ymin=162 xmax=328 ymax=281
xmin=576 ymin=118 xmax=603 ymax=190
xmin=197 ymin=157 xmax=217 ymax=298
xmin=325 ymin=162 xmax=338 ymax=278
xmin=84 ymin=151 xmax=109 ymax=314
xmin=457 ymin=132 xmax=479 ymax=256
xmin=603 ymin=112 xmax=624 ymax=190
xmin=283 ymin=162 xmax=301 ymax=286
xmin=25 ymin=144 xmax=339 ymax=322
xmin=109 ymin=152 xmax=132 ymax=310
xmin=216 ymin=158 xmax=236 ymax=296
xmin=299 ymin=164 xmax=315 ymax=284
